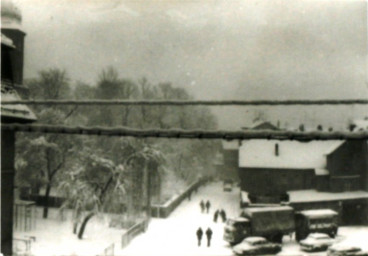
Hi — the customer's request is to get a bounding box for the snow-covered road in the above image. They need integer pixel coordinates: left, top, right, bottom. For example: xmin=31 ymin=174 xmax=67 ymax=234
xmin=12 ymin=182 xmax=368 ymax=256
xmin=119 ymin=182 xmax=368 ymax=256
xmin=119 ymin=181 xmax=242 ymax=256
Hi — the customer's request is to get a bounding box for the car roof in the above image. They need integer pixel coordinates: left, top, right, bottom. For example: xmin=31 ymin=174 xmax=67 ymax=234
xmin=299 ymin=209 xmax=338 ymax=218
xmin=309 ymin=233 xmax=330 ymax=239
xmin=243 ymin=237 xmax=267 ymax=243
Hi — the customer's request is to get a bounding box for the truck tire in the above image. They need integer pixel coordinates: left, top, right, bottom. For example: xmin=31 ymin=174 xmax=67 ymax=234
xmin=295 ymin=232 xmax=301 ymax=242
xmin=269 ymin=234 xmax=283 ymax=243
xmin=329 ymin=230 xmax=337 ymax=238
xmin=274 ymin=233 xmax=283 ymax=243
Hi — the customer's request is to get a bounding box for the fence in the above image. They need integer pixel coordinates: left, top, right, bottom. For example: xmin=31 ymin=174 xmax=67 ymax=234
xmin=121 ymin=219 xmax=148 ymax=249
xmin=13 ymin=237 xmax=36 ymax=256
xmin=21 ymin=194 xmax=65 ymax=208
xmin=150 ymin=177 xmax=206 ymax=218
xmin=14 ymin=200 xmax=36 ymax=231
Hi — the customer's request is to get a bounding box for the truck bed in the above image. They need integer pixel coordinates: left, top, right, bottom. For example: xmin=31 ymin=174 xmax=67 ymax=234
xmin=242 ymin=206 xmax=295 ymax=235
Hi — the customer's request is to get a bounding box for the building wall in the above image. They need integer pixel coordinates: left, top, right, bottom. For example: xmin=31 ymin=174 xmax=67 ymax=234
xmin=1 ymin=130 xmax=15 ymax=255
xmin=327 ymin=141 xmax=368 ymax=191
xmin=1 ymin=29 xmax=25 ymax=85
xmin=238 ymin=168 xmax=315 ymax=194
xmin=222 ymin=149 xmax=239 ymax=180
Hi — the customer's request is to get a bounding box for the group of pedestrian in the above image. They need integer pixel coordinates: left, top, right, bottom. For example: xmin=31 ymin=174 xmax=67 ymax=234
xmin=199 ymin=200 xmax=211 ymax=213
xmin=213 ymin=209 xmax=227 ymax=223
xmin=196 ymin=227 xmax=213 ymax=247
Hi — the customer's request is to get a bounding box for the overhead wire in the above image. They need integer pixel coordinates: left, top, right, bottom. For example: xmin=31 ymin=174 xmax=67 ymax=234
xmin=2 ymin=123 xmax=367 ymax=140
xmin=2 ymin=99 xmax=368 ymax=106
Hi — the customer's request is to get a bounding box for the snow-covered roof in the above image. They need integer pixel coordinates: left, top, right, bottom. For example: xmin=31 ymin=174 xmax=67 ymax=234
xmin=222 ymin=140 xmax=240 ymax=150
xmin=1 ymin=33 xmax=15 ymax=48
xmin=289 ymin=189 xmax=368 ymax=203
xmin=315 ymin=169 xmax=329 ymax=176
xmin=308 ymin=233 xmax=331 ymax=239
xmin=352 ymin=119 xmax=368 ymax=131
xmin=239 ymin=140 xmax=344 ymax=169
xmin=244 ymin=206 xmax=293 ymax=213
xmin=251 ymin=121 xmax=278 ymax=129
xmin=299 ymin=209 xmax=338 ymax=218
xmin=243 ymin=237 xmax=266 ymax=243
xmin=1 ymin=86 xmax=37 ymax=121
xmin=242 ymin=121 xmax=278 ymax=130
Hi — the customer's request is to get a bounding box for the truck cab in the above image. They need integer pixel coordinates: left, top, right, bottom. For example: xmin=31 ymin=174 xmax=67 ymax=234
xmin=224 ymin=217 xmax=251 ymax=245
xmin=295 ymin=209 xmax=338 ymax=241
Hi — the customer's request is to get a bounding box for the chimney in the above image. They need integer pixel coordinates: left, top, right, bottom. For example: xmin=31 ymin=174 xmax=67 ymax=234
xmin=275 ymin=143 xmax=279 ymax=156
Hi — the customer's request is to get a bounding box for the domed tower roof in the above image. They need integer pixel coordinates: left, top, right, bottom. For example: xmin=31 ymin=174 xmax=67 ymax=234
xmin=1 ymin=0 xmax=23 ymax=30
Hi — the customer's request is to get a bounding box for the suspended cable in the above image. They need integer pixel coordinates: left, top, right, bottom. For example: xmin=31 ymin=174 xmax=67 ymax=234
xmin=2 ymin=99 xmax=368 ymax=106
xmin=2 ymin=124 xmax=367 ymax=140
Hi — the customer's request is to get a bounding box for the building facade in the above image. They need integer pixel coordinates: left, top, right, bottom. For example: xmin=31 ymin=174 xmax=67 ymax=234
xmin=1 ymin=1 xmax=36 ymax=255
xmin=238 ymin=139 xmax=368 ymax=195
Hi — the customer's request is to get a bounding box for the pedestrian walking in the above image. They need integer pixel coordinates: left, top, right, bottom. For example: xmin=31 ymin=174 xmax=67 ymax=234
xmin=213 ymin=210 xmax=219 ymax=222
xmin=205 ymin=227 xmax=213 ymax=247
xmin=200 ymin=200 xmax=205 ymax=213
xmin=196 ymin=227 xmax=203 ymax=246
xmin=205 ymin=200 xmax=211 ymax=213
xmin=220 ymin=209 xmax=227 ymax=222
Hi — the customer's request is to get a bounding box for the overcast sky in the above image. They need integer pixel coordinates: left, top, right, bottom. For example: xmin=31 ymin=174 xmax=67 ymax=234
xmin=12 ymin=0 xmax=368 ymax=128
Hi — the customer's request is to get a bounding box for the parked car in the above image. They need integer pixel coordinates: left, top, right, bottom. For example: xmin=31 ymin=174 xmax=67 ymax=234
xmin=223 ymin=179 xmax=233 ymax=192
xmin=300 ymin=233 xmax=335 ymax=252
xmin=327 ymin=244 xmax=368 ymax=256
xmin=223 ymin=183 xmax=232 ymax=192
xmin=232 ymin=237 xmax=281 ymax=256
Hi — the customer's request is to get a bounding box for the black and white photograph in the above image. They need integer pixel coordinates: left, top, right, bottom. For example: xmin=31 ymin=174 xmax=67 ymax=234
xmin=1 ymin=0 xmax=368 ymax=255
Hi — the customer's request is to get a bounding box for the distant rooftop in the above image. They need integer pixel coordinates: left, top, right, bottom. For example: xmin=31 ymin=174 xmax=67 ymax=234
xmin=239 ymin=139 xmax=344 ymax=169
xmin=242 ymin=121 xmax=279 ymax=130
xmin=352 ymin=119 xmax=368 ymax=131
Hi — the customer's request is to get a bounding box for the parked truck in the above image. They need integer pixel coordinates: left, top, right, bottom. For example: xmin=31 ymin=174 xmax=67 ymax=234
xmin=295 ymin=209 xmax=338 ymax=241
xmin=224 ymin=206 xmax=295 ymax=244
xmin=224 ymin=206 xmax=338 ymax=245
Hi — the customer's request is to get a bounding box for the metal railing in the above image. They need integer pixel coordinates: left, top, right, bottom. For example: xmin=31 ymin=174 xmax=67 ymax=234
xmin=121 ymin=219 xmax=148 ymax=249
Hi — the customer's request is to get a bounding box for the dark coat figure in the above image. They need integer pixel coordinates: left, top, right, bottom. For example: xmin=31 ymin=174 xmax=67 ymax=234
xmin=205 ymin=200 xmax=211 ymax=213
xmin=220 ymin=209 xmax=227 ymax=222
xmin=205 ymin=228 xmax=213 ymax=247
xmin=196 ymin=227 xmax=203 ymax=246
xmin=200 ymin=200 xmax=205 ymax=213
xmin=213 ymin=210 xmax=219 ymax=222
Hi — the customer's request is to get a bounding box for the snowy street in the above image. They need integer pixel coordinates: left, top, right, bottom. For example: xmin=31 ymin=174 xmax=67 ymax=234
xmin=119 ymin=181 xmax=242 ymax=256
xmin=12 ymin=181 xmax=368 ymax=256
xmin=120 ymin=182 xmax=368 ymax=256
